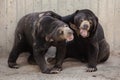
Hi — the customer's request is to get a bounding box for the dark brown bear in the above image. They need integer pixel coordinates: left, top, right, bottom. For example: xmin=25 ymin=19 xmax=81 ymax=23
xmin=8 ymin=11 xmax=74 ymax=74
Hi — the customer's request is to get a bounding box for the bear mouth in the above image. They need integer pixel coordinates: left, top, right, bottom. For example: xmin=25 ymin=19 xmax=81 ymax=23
xmin=66 ymin=34 xmax=74 ymax=42
xmin=80 ymin=29 xmax=89 ymax=38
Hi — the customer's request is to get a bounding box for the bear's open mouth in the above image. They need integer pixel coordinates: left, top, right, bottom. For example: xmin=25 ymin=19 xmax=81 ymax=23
xmin=80 ymin=29 xmax=89 ymax=38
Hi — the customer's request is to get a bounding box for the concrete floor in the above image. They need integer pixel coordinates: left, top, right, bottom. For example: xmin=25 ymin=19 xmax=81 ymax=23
xmin=0 ymin=50 xmax=120 ymax=80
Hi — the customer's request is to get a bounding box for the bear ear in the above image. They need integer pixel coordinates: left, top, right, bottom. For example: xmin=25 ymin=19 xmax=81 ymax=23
xmin=75 ymin=10 xmax=79 ymax=14
xmin=69 ymin=22 xmax=79 ymax=36
xmin=69 ymin=22 xmax=77 ymax=30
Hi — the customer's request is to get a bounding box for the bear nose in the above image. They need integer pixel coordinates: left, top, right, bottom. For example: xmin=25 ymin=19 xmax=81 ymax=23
xmin=68 ymin=31 xmax=72 ymax=35
xmin=68 ymin=30 xmax=73 ymax=35
xmin=82 ymin=24 xmax=89 ymax=30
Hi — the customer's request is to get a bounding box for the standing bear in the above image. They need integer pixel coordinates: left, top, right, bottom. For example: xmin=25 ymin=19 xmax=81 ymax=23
xmin=8 ymin=11 xmax=74 ymax=74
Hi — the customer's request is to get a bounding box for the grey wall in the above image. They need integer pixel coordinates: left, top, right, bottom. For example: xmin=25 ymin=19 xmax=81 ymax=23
xmin=0 ymin=0 xmax=120 ymax=56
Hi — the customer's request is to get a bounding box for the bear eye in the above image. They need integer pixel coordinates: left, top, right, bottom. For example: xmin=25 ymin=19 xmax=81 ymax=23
xmin=58 ymin=30 xmax=64 ymax=35
xmin=79 ymin=19 xmax=83 ymax=23
xmin=64 ymin=25 xmax=68 ymax=28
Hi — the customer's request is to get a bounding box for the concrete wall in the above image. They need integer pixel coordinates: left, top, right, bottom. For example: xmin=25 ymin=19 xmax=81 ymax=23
xmin=0 ymin=0 xmax=120 ymax=56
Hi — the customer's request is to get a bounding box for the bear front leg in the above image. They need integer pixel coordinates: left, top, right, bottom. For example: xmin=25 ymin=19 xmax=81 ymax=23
xmin=50 ymin=43 xmax=66 ymax=74
xmin=33 ymin=45 xmax=51 ymax=74
xmin=87 ymin=43 xmax=99 ymax=72
xmin=28 ymin=54 xmax=37 ymax=65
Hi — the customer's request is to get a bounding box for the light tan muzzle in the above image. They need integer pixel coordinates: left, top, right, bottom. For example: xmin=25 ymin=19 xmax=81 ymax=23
xmin=79 ymin=20 xmax=90 ymax=38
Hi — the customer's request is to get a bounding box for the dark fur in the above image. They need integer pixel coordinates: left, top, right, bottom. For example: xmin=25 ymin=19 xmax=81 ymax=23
xmin=48 ymin=9 xmax=110 ymax=72
xmin=62 ymin=9 xmax=110 ymax=72
xmin=8 ymin=11 xmax=71 ymax=74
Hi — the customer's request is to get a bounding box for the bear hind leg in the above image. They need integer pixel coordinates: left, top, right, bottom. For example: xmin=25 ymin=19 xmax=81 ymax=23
xmin=8 ymin=33 xmax=26 ymax=69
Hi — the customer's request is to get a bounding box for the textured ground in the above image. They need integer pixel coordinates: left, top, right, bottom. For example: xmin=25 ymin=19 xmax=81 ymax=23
xmin=0 ymin=48 xmax=120 ymax=80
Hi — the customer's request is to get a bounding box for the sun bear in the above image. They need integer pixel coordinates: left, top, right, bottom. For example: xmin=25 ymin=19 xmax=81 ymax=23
xmin=8 ymin=11 xmax=74 ymax=74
